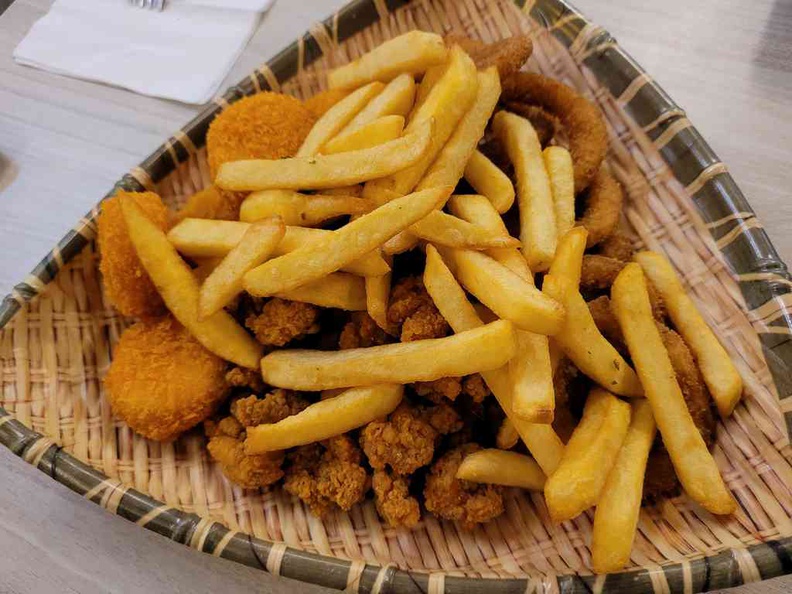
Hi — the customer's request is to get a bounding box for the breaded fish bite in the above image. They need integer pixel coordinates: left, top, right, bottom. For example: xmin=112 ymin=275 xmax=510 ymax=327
xmin=97 ymin=190 xmax=170 ymax=318
xmin=105 ymin=317 xmax=229 ymax=441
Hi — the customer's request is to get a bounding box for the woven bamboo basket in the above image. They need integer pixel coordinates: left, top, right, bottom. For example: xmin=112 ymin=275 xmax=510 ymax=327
xmin=1 ymin=0 xmax=791 ymax=592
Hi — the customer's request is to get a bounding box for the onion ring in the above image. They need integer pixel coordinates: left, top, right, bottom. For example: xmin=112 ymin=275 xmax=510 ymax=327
xmin=576 ymin=168 xmax=622 ymax=248
xmin=581 ymin=255 xmax=666 ymax=320
xmin=504 ymin=102 xmax=562 ymax=147
xmin=444 ymin=34 xmax=533 ymax=81
xmin=503 ymin=72 xmax=607 ymax=192
xmin=596 ymin=230 xmax=635 ymax=262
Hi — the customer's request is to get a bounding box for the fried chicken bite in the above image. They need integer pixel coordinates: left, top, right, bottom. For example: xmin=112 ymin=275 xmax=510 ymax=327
xmin=206 ymin=92 xmax=315 ymax=180
xmin=361 ymin=403 xmax=438 ymax=475
xmin=284 ymin=435 xmax=369 ymax=517
xmin=424 ymin=444 xmax=504 ymax=529
xmin=387 ymin=276 xmax=449 ymax=341
xmin=105 ymin=317 xmax=228 ymax=441
xmin=373 ymin=470 xmax=421 ymax=528
xmin=225 ymin=366 xmax=265 ymax=393
xmin=339 ymin=312 xmax=390 ymax=349
xmin=97 ymin=190 xmax=170 ymax=318
xmin=245 ymin=298 xmax=321 ymax=347
xmin=206 ymin=390 xmax=309 ymax=489
xmin=462 ymin=374 xmax=490 ymax=403
xmin=413 ymin=377 xmax=462 ymax=402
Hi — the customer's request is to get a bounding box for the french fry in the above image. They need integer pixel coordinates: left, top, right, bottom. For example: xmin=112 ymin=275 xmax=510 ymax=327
xmin=493 ymin=110 xmax=557 ymax=270
xmin=199 ymin=218 xmax=285 ymax=317
xmin=244 ymin=186 xmax=450 ymax=296
xmin=363 ymin=46 xmax=478 ymax=204
xmin=591 ymin=399 xmax=656 ymax=574
xmin=120 ymin=197 xmax=262 ymax=369
xmin=396 ymin=211 xmax=520 ymax=251
xmin=543 ymin=146 xmax=575 ymax=238
xmin=260 ymin=320 xmax=516 ymax=390
xmin=328 ymin=31 xmax=447 ymax=89
xmin=448 ymin=248 xmax=565 ymax=335
xmin=276 ymin=272 xmax=366 ymax=311
xmin=416 ymin=68 xmax=501 ymax=191
xmin=423 ymin=245 xmax=565 ymax=474
xmin=544 ymin=388 xmax=631 ymax=522
xmin=323 ymin=184 xmax=363 ymax=197
xmin=635 ymin=251 xmax=743 ymax=417
xmin=168 ymin=220 xmax=389 ymax=277
xmin=216 ymin=118 xmax=433 ymax=191
xmin=239 ymin=190 xmax=370 ymax=227
xmin=510 ymin=327 xmax=555 ymax=423
xmin=297 ymin=81 xmax=384 ymax=157
xmin=464 ymin=150 xmax=515 ymax=213
xmin=245 ymin=384 xmax=404 ymax=453
xmin=366 ymin=270 xmax=391 ymax=331
xmin=611 ymin=263 xmax=736 ymax=514
xmin=413 ymin=62 xmax=447 ymax=112
xmin=323 ymin=115 xmax=405 ymax=155
xmin=542 ymin=274 xmax=642 ymax=397
xmin=548 ymin=226 xmax=588 ymax=287
xmin=456 ymin=449 xmax=546 ymax=491
xmin=496 ymin=418 xmax=520 ymax=450
xmin=337 ymin=73 xmax=415 ymax=134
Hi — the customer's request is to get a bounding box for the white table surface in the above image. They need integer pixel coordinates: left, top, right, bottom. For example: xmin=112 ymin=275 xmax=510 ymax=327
xmin=1 ymin=0 xmax=791 ymax=592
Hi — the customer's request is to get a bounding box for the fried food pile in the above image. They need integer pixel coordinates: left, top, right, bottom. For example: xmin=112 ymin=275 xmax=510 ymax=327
xmin=97 ymin=31 xmax=743 ymax=574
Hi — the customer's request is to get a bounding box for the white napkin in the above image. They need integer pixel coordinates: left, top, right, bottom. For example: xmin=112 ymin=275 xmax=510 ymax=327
xmin=13 ymin=0 xmax=275 ymax=105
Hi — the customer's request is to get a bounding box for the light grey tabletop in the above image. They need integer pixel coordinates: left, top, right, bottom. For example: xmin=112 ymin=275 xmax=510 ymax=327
xmin=1 ymin=0 xmax=791 ymax=592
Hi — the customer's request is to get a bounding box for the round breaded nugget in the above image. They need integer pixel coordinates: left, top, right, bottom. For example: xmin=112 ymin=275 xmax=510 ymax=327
xmin=97 ymin=190 xmax=170 ymax=318
xmin=105 ymin=317 xmax=229 ymax=441
xmin=303 ymin=88 xmax=350 ymax=118
xmin=206 ymin=92 xmax=316 ymax=180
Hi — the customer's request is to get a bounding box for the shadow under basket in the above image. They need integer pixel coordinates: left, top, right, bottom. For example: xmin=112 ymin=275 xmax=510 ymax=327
xmin=1 ymin=0 xmax=792 ymax=592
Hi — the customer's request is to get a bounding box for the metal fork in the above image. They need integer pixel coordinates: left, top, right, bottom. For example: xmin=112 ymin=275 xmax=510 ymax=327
xmin=128 ymin=0 xmax=165 ymax=10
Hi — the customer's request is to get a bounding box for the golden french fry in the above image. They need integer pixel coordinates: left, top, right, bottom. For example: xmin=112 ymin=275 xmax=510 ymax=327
xmin=244 ymin=186 xmax=450 ymax=296
xmin=169 ymin=220 xmax=389 ymax=277
xmin=544 ymin=388 xmax=631 ymax=522
xmin=323 ymin=115 xmax=404 ymax=155
xmin=120 ymin=197 xmax=262 ymax=369
xmin=493 ymin=110 xmax=557 ymax=270
xmin=464 ymin=150 xmax=515 ymax=213
xmin=548 ymin=226 xmax=588 ymax=287
xmin=496 ymin=418 xmax=520 ymax=450
xmin=323 ymin=184 xmax=363 ymax=197
xmin=510 ymin=328 xmax=554 ymax=423
xmin=449 ymin=248 xmax=565 ymax=335
xmin=635 ymin=251 xmax=743 ymax=417
xmin=363 ymin=46 xmax=478 ymax=204
xmin=328 ymin=31 xmax=447 ymax=89
xmin=297 ymin=81 xmax=384 ymax=157
xmin=216 ymin=118 xmax=433 ymax=191
xmin=423 ymin=245 xmax=565 ymax=474
xmin=402 ymin=211 xmax=520 ymax=251
xmin=276 ymin=272 xmax=366 ymax=311
xmin=456 ymin=449 xmax=546 ymax=491
xmin=366 ymin=271 xmax=391 ymax=331
xmin=239 ymin=190 xmax=369 ymax=227
xmin=245 ymin=384 xmax=404 ymax=453
xmin=543 ymin=146 xmax=575 ymax=238
xmin=447 ymin=193 xmax=530 ymax=281
xmin=260 ymin=320 xmax=516 ymax=390
xmin=338 ymin=73 xmax=415 ymax=134
xmin=416 ymin=68 xmax=501 ymax=191
xmin=591 ymin=399 xmax=656 ymax=574
xmin=542 ymin=274 xmax=642 ymax=397
xmin=611 ymin=263 xmax=736 ymax=514
xmin=413 ymin=62 xmax=447 ymax=113
xmin=199 ymin=218 xmax=285 ymax=317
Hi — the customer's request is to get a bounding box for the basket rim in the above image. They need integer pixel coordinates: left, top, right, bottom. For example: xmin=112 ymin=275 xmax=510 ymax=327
xmin=1 ymin=0 xmax=791 ymax=592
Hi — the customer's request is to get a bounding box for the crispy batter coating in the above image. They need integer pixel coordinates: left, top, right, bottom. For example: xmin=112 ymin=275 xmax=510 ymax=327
xmin=387 ymin=276 xmax=449 ymax=341
xmin=284 ymin=435 xmax=369 ymax=517
xmin=208 ymin=435 xmax=284 ymax=489
xmin=551 ymin=359 xmax=580 ymax=444
xmin=225 ymin=366 xmax=265 ymax=393
xmin=401 ymin=306 xmax=449 ymax=342
xmin=424 ymin=444 xmax=504 ymax=529
xmin=503 ymin=72 xmax=608 ymax=192
xmin=444 ymin=34 xmax=533 ymax=81
xmin=245 ymin=298 xmax=321 ymax=347
xmin=97 ymin=191 xmax=170 ymax=318
xmin=581 ymin=255 xmax=666 ymax=320
xmin=231 ymin=391 xmax=309 ymax=426
xmin=105 ymin=317 xmax=228 ymax=441
xmin=587 ymin=295 xmax=626 ymax=356
xmin=175 ymin=185 xmax=243 ymax=222
xmin=361 ymin=403 xmax=438 ymax=475
xmin=206 ymin=92 xmax=315 ymax=180
xmin=596 ymin=230 xmax=635 ymax=262
xmin=413 ymin=377 xmax=463 ymax=402
xmin=422 ymin=401 xmax=464 ymax=435
xmin=463 ymin=374 xmax=490 ymax=403
xmin=303 ymin=88 xmax=350 ymax=118
xmin=372 ymin=470 xmax=421 ymax=528
xmin=504 ymin=102 xmax=562 ymax=147
xmin=576 ymin=168 xmax=622 ymax=248
xmin=339 ymin=312 xmax=390 ymax=349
